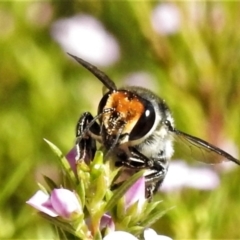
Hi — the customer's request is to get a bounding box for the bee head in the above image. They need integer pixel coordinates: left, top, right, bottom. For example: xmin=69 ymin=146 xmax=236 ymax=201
xmin=67 ymin=53 xmax=169 ymax=149
xmin=98 ymin=90 xmax=156 ymax=147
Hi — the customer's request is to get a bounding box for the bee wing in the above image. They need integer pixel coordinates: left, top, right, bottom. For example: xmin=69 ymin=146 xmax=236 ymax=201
xmin=172 ymin=129 xmax=240 ymax=166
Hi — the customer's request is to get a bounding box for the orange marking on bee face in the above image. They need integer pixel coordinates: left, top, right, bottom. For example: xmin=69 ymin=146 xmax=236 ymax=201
xmin=103 ymin=91 xmax=144 ymax=135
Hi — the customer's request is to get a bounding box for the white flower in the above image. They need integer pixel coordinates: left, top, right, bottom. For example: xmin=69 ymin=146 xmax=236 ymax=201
xmin=103 ymin=229 xmax=172 ymax=240
xmin=144 ymin=228 xmax=172 ymax=240
xmin=103 ymin=231 xmax=138 ymax=240
xmin=51 ymin=14 xmax=120 ymax=66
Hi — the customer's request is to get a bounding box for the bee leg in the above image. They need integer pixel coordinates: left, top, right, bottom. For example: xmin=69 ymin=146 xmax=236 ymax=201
xmin=143 ymin=154 xmax=168 ymax=198
xmin=117 ymin=147 xmax=155 ymax=169
xmin=75 ymin=112 xmax=100 ymax=164
xmin=144 ymin=163 xmax=167 ymax=198
xmin=117 ymin=147 xmax=167 ymax=198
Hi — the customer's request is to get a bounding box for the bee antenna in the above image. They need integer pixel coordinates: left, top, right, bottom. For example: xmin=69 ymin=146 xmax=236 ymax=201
xmin=67 ymin=53 xmax=117 ymax=91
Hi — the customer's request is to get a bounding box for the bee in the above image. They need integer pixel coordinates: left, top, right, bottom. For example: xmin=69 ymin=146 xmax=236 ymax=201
xmin=68 ymin=53 xmax=240 ymax=198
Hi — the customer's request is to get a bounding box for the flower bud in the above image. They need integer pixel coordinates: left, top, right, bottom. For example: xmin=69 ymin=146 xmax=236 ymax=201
xmin=50 ymin=189 xmax=82 ymax=219
xmin=27 ymin=188 xmax=82 ymax=220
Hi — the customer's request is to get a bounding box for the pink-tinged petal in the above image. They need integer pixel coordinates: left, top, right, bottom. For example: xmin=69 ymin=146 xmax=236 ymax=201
xmin=100 ymin=214 xmax=115 ymax=232
xmin=125 ymin=177 xmax=145 ymax=210
xmin=66 ymin=146 xmax=78 ymax=174
xmin=50 ymin=189 xmax=82 ymax=219
xmin=103 ymin=231 xmax=138 ymax=240
xmin=26 ymin=190 xmax=58 ymax=217
xmin=144 ymin=229 xmax=172 ymax=240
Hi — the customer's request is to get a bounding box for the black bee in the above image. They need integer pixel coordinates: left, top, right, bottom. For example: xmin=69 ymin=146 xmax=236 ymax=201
xmin=68 ymin=53 xmax=240 ymax=198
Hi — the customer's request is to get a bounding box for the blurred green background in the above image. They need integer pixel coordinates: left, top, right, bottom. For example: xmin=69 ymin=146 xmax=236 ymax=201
xmin=1 ymin=1 xmax=240 ymax=239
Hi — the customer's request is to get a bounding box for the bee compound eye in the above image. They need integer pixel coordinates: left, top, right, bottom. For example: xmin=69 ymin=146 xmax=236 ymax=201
xmin=129 ymin=101 xmax=156 ymax=141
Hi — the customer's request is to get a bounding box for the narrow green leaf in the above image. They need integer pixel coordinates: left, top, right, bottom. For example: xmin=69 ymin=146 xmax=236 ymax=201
xmin=128 ymin=226 xmax=144 ymax=236
xmin=37 ymin=182 xmax=49 ymax=194
xmin=143 ymin=200 xmax=163 ymax=219
xmin=40 ymin=212 xmax=88 ymax=239
xmin=93 ymin=229 xmax=102 ymax=240
xmin=116 ymin=196 xmax=125 ymax=220
xmin=39 ymin=213 xmax=76 ymax=236
xmin=90 ymin=171 xmax=107 ymax=207
xmin=125 ymin=200 xmax=140 ymax=220
xmin=118 ymin=215 xmax=131 ymax=229
xmin=43 ymin=175 xmax=58 ymax=190
xmin=129 ymin=201 xmax=162 ymax=226
xmin=78 ymin=168 xmax=90 ymax=192
xmin=56 ymin=226 xmax=69 ymax=240
xmin=90 ymin=151 xmax=104 ymax=179
xmin=107 ymin=160 xmax=121 ymax=184
xmin=44 ymin=138 xmax=64 ymax=159
xmin=44 ymin=139 xmax=76 ymax=185
xmin=77 ymin=179 xmax=86 ymax=207
xmin=140 ymin=206 xmax=175 ymax=230
xmin=104 ymin=170 xmax=144 ymax=212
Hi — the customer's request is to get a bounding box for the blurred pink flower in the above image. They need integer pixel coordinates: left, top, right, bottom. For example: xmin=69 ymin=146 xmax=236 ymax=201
xmin=51 ymin=14 xmax=120 ymax=66
xmin=161 ymin=160 xmax=220 ymax=192
xmin=151 ymin=3 xmax=181 ymax=35
xmin=26 ymin=188 xmax=82 ymax=219
xmin=123 ymin=72 xmax=156 ymax=90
